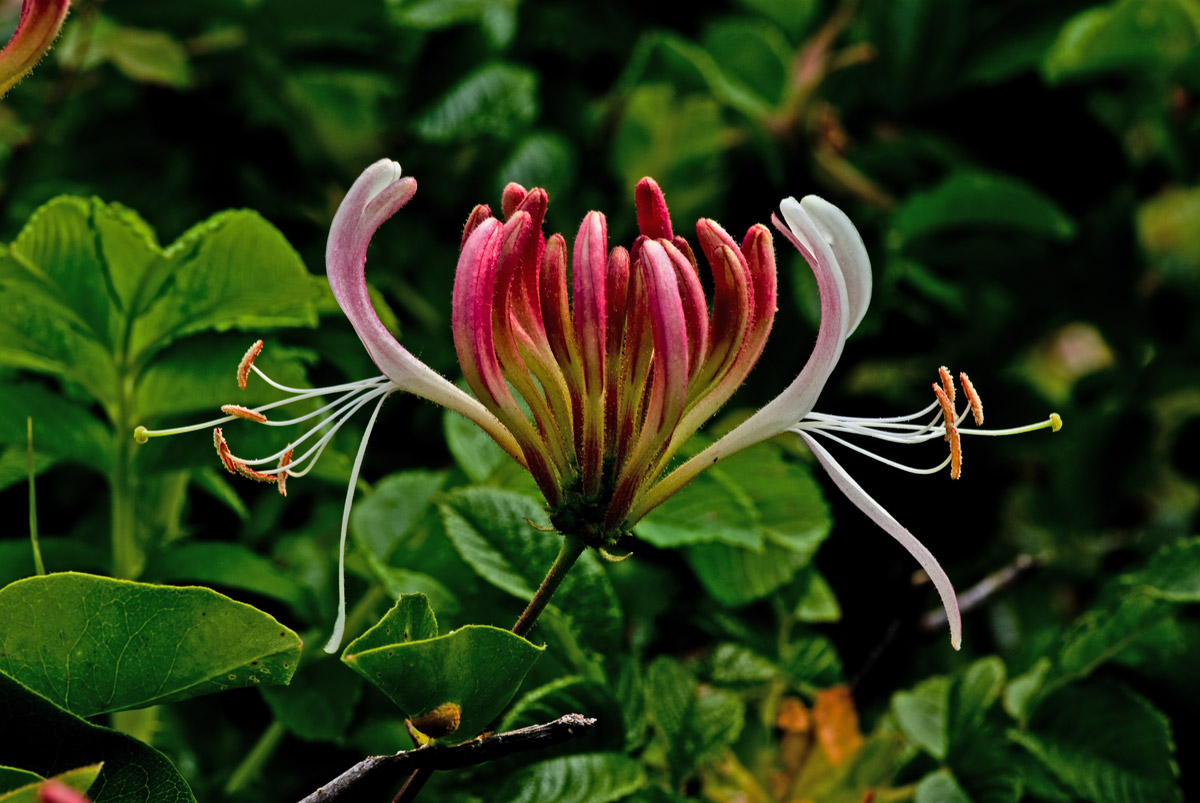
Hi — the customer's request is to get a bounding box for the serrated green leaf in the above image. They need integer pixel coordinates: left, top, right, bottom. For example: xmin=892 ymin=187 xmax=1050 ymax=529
xmin=793 ymin=568 xmax=842 ymax=622
xmin=893 ymin=676 xmax=950 ymax=759
xmin=0 ymin=763 xmax=102 ymax=803
xmin=341 ymin=593 xmax=542 ymax=744
xmin=781 ymin=634 xmax=843 ymax=687
xmin=439 ymin=487 xmax=623 ymax=651
xmin=1122 ymin=536 xmax=1200 ymax=601
xmin=1056 ymin=591 xmax=1171 ymax=687
xmin=495 ymin=753 xmax=646 ymax=803
xmin=130 ymin=209 xmax=320 ymax=361
xmin=950 ymin=656 xmax=1006 ymax=739
xmin=1011 ymin=680 xmax=1181 ymax=803
xmin=647 ymin=658 xmax=744 ymax=783
xmin=444 ymin=405 xmax=509 ymax=482
xmin=497 ymin=133 xmax=576 ymax=201
xmin=709 ymin=643 xmax=779 ymax=686
xmin=1043 ymin=0 xmax=1200 ymax=84
xmin=0 ymin=381 xmax=113 ymax=481
xmin=890 ymin=172 xmax=1075 ymax=247
xmin=414 ymin=62 xmax=537 ymax=143
xmin=0 ymin=573 xmax=301 ymax=716
xmin=0 ymin=673 xmax=195 ymax=803
xmin=915 ymin=770 xmax=971 ymax=803
xmin=351 ymin=470 xmax=447 ymax=562
xmin=499 ymin=676 xmax=627 ymax=755
xmin=140 ymin=542 xmax=316 ymax=620
xmin=952 ymin=727 xmax=1025 ymax=803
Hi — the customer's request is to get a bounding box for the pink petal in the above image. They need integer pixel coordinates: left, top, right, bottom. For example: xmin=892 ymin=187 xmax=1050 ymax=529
xmin=636 ymin=177 xmax=673 ymax=240
xmin=0 ymin=0 xmax=70 ymax=97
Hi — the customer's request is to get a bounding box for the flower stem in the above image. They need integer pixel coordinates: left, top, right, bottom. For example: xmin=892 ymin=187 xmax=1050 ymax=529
xmin=225 ymin=720 xmax=287 ymax=795
xmin=27 ymin=418 xmax=44 ymax=576
xmin=392 ymin=532 xmax=588 ymax=803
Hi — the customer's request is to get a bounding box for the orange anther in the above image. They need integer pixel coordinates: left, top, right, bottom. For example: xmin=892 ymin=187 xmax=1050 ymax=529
xmin=277 ymin=449 xmax=294 ymax=497
xmin=959 ymin=372 xmax=984 ymax=426
xmin=237 ymin=340 xmax=264 ymax=389
xmin=938 ymin=365 xmax=955 ymax=407
xmin=932 ymin=383 xmax=956 ymax=439
xmin=948 ymin=422 xmax=962 ymax=479
xmin=213 ymin=428 xmax=239 ymax=475
xmin=221 ymin=404 xmax=268 ymax=423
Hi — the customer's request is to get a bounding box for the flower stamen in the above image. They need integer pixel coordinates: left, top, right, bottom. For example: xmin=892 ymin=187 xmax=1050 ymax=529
xmin=959 ymin=372 xmax=984 ymax=426
xmin=238 ymin=340 xmax=264 ymax=389
xmin=221 ymin=404 xmax=269 ymax=423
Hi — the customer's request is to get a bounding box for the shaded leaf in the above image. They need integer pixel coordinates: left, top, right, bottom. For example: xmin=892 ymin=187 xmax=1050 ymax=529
xmin=915 ymin=770 xmax=972 ymax=803
xmin=1044 ymin=0 xmax=1200 ymax=84
xmin=494 ymin=753 xmax=646 ymax=803
xmin=647 ymin=658 xmax=743 ymax=783
xmin=0 ymin=573 xmax=301 ymax=716
xmin=892 ymin=676 xmax=949 ymax=759
xmin=414 ymin=62 xmax=538 ymax=143
xmin=0 ymin=673 xmax=195 ymax=803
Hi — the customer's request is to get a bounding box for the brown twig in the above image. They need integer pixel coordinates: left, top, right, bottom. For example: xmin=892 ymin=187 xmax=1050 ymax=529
xmin=297 ymin=714 xmax=597 ymax=803
xmin=918 ymin=554 xmax=1043 ymax=634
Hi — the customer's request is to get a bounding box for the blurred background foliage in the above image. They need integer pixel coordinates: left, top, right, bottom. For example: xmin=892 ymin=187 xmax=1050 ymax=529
xmin=1 ymin=0 xmax=1199 ymax=801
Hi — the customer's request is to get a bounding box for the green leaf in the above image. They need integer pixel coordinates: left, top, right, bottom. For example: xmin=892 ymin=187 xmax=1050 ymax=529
xmin=0 ymin=763 xmax=102 ymax=803
xmin=669 ymin=443 xmax=830 ymax=605
xmin=261 ymin=652 xmax=363 ymax=743
xmin=792 ymin=568 xmax=842 ymax=622
xmin=341 ymin=593 xmax=543 ymax=744
xmin=0 ymin=381 xmax=113 ymax=484
xmin=1055 ymin=591 xmax=1171 ymax=687
xmin=414 ymin=62 xmax=538 ymax=143
xmin=386 ymin=0 xmax=519 ymax=47
xmin=708 ymin=643 xmax=778 ymax=686
xmin=1138 ymin=188 xmax=1200 ymax=275
xmin=781 ymin=634 xmax=844 ymax=687
xmin=0 ymin=573 xmax=301 ymax=716
xmin=0 ymin=673 xmax=195 ymax=802
xmin=494 ymin=753 xmax=646 ymax=803
xmin=647 ymin=658 xmax=744 ymax=783
xmin=1010 ymin=680 xmax=1181 ymax=803
xmin=735 ymin=0 xmax=820 ymax=39
xmin=129 ymin=209 xmax=320 ymax=361
xmin=949 ymin=656 xmax=1006 ymax=739
xmin=97 ymin=21 xmax=191 ymax=88
xmin=701 ymin=18 xmax=791 ymax=107
xmin=890 ymin=172 xmax=1076 ymax=248
xmin=499 ymin=676 xmax=627 ymax=755
xmin=497 ymin=133 xmax=576 ymax=201
xmin=1043 ymin=0 xmax=1200 ymax=84
xmin=351 ymin=470 xmax=448 ymax=562
xmin=1121 ymin=536 xmax=1200 ymax=601
xmin=0 ymin=769 xmax=44 ymax=795
xmin=439 ymin=487 xmax=623 ymax=651
xmin=915 ymin=770 xmax=972 ymax=803
xmin=1004 ymin=657 xmax=1051 ymax=724
xmin=892 ymin=676 xmax=950 ymax=760
xmin=140 ymin=542 xmax=317 ymax=620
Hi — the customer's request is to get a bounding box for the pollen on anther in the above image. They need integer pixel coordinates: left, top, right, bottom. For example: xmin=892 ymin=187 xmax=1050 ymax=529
xmin=932 ymin=383 xmax=956 ymax=440
xmin=221 ymin=404 xmax=268 ymax=423
xmin=237 ymin=340 xmax=264 ymax=390
xmin=948 ymin=423 xmax=962 ymax=479
xmin=938 ymin=366 xmax=955 ymax=407
xmin=213 ymin=428 xmax=239 ymax=475
xmin=277 ymin=449 xmax=294 ymax=497
xmin=959 ymin=372 xmax=984 ymax=426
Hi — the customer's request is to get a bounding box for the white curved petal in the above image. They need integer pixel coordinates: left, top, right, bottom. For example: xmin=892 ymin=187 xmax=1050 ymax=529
xmin=799 ymin=196 xmax=872 ymax=337
xmin=798 ymin=431 xmax=962 ymax=650
xmin=326 ymin=159 xmax=522 ymax=460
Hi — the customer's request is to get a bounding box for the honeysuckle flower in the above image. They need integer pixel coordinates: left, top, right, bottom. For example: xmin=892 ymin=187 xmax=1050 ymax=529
xmin=0 ymin=0 xmax=70 ymax=97
xmin=135 ymin=159 xmax=1060 ymax=653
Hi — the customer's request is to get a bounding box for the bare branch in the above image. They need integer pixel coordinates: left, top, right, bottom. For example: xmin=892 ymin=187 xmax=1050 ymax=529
xmin=297 ymin=713 xmax=597 ymax=803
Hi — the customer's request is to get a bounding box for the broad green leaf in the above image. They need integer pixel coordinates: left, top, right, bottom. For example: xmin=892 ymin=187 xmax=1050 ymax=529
xmin=673 ymin=444 xmax=830 ymax=605
xmin=647 ymin=658 xmax=744 ymax=783
xmin=949 ymin=656 xmax=1006 ymax=741
xmin=0 ymin=673 xmax=195 ymax=803
xmin=494 ymin=753 xmax=646 ymax=803
xmin=1121 ymin=536 xmax=1200 ymax=601
xmin=0 ymin=763 xmax=102 ymax=803
xmin=735 ymin=0 xmax=820 ymax=38
xmin=0 ymin=381 xmax=113 ymax=484
xmin=915 ymin=770 xmax=972 ymax=803
xmin=129 ymin=210 xmax=320 ymax=360
xmin=892 ymin=676 xmax=950 ymax=759
xmin=890 ymin=172 xmax=1075 ymax=248
xmin=709 ymin=643 xmax=778 ymax=686
xmin=497 ymin=133 xmax=576 ymax=201
xmin=414 ymin=62 xmax=538 ymax=143
xmin=0 ymin=539 xmax=108 ymax=587
xmin=781 ymin=634 xmax=844 ymax=687
xmin=1010 ymin=680 xmax=1181 ymax=803
xmin=351 ymin=470 xmax=448 ymax=561
xmin=0 ymin=769 xmax=43 ymax=795
xmin=1044 ymin=0 xmax=1200 ymax=84
xmin=792 ymin=568 xmax=842 ymax=622
xmin=952 ymin=728 xmax=1025 ymax=803
xmin=96 ymin=21 xmax=191 ymax=88
xmin=1055 ymin=591 xmax=1171 ymax=687
xmin=140 ymin=542 xmax=317 ymax=620
xmin=1004 ymin=657 xmax=1051 ymax=724
xmin=439 ymin=487 xmax=623 ymax=651
xmin=261 ymin=651 xmax=363 ymax=743
xmin=499 ymin=676 xmax=627 ymax=755
xmin=385 ymin=0 xmax=519 ymax=47
xmin=1138 ymin=188 xmax=1200 ymax=275
xmin=636 ymin=461 xmax=764 ymax=550
xmin=701 ymin=18 xmax=791 ymax=107
xmin=341 ymin=594 xmax=542 ymax=744
xmin=0 ymin=573 xmax=301 ymax=716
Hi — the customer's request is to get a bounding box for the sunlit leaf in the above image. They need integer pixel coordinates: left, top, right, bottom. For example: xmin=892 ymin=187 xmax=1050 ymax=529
xmin=0 ymin=573 xmax=301 ymax=716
